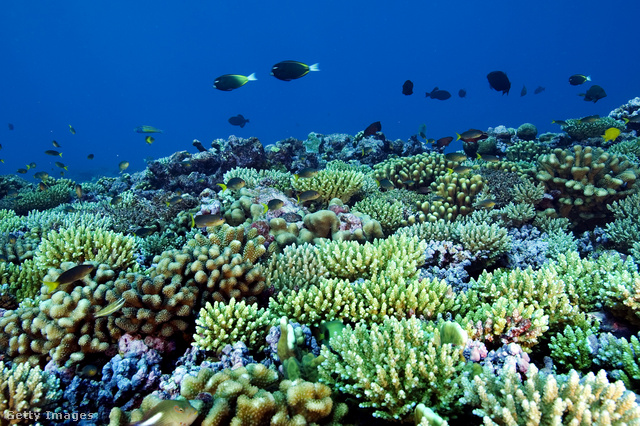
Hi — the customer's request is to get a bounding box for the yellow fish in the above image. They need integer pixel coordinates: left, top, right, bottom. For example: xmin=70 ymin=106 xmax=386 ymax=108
xmin=95 ymin=297 xmax=125 ymax=318
xmin=602 ymin=127 xmax=621 ymax=142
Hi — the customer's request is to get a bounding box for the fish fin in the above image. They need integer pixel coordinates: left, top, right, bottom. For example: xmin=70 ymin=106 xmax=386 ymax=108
xmin=456 ymin=132 xmax=462 ymax=141
xmin=294 ymin=175 xmax=299 ymax=181
xmin=262 ymin=203 xmax=268 ymax=214
xmin=447 ymin=168 xmax=453 ymax=175
xmin=190 ymin=214 xmax=195 ymax=228
xmin=624 ymin=118 xmax=630 ymax=124
xmin=375 ymin=180 xmax=380 ymax=187
xmin=240 ymin=122 xmax=245 ymax=128
xmin=476 ymin=153 xmax=481 ymax=160
xmin=166 ymin=201 xmax=171 ymax=207
xmin=216 ymin=183 xmax=227 ymax=192
xmin=586 ymin=75 xmax=591 ymax=81
xmin=247 ymin=73 xmax=257 ymax=81
xmin=308 ymin=63 xmax=320 ymax=72
xmin=43 ymin=281 xmax=58 ymax=293
xmin=297 ymin=195 xmax=300 ymax=203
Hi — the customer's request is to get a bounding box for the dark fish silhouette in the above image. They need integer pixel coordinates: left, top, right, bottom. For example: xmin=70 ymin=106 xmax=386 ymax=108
xmin=569 ymin=74 xmax=591 ymax=86
xmin=402 ymin=80 xmax=414 ymax=95
xmin=534 ymin=86 xmax=545 ymax=94
xmin=520 ymin=85 xmax=527 ymax=96
xmin=458 ymin=89 xmax=466 ymax=98
xmin=425 ymin=87 xmax=451 ymax=100
xmin=228 ymin=114 xmax=249 ymax=128
xmin=364 ymin=121 xmax=381 ymax=137
xmin=487 ymin=71 xmax=511 ymax=95
xmin=579 ymin=85 xmax=607 ymax=103
xmin=271 ymin=61 xmax=319 ymax=81
xmin=436 ymin=136 xmax=454 ymax=148
xmin=7 ymin=123 xmax=13 ymax=130
xmin=213 ymin=73 xmax=256 ymax=91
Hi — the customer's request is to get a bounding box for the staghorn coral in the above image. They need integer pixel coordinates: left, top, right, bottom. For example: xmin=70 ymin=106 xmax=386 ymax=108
xmin=548 ymin=322 xmax=598 ymax=373
xmin=265 ymin=243 xmax=329 ymax=292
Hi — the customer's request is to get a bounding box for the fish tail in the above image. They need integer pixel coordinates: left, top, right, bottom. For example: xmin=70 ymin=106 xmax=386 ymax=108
xmin=624 ymin=118 xmax=630 ymax=124
xmin=308 ymin=63 xmax=320 ymax=72
xmin=476 ymin=153 xmax=481 ymax=160
xmin=190 ymin=213 xmax=195 ymax=228
xmin=247 ymin=73 xmax=257 ymax=81
xmin=43 ymin=281 xmax=58 ymax=293
xmin=456 ymin=133 xmax=462 ymax=141
xmin=262 ymin=203 xmax=268 ymax=214
xmin=586 ymin=75 xmax=591 ymax=81
xmin=216 ymin=183 xmax=227 ymax=192
xmin=447 ymin=168 xmax=453 ymax=175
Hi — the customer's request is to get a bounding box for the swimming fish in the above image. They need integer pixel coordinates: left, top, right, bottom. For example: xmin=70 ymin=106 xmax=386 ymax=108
xmin=43 ymin=264 xmax=95 ymax=294
xmin=191 ymin=213 xmax=225 ymax=228
xmin=377 ymin=178 xmax=395 ymax=190
xmin=477 ymin=199 xmax=497 ymax=209
xmin=7 ymin=123 xmax=13 ymax=130
xmin=569 ymin=74 xmax=591 ymax=86
xmin=119 ymin=161 xmax=130 ymax=173
xmin=402 ymin=80 xmax=414 ymax=95
xmin=75 ymin=184 xmax=82 ymax=199
xmin=579 ymin=115 xmax=600 ymax=123
xmin=444 ymin=152 xmax=468 ymax=162
xmin=487 ymin=71 xmax=511 ymax=95
xmin=166 ymin=195 xmax=183 ymax=206
xmin=534 ymin=86 xmax=545 ymax=94
xmin=436 ymin=136 xmax=454 ymax=148
xmin=129 ymin=399 xmax=198 ymax=426
xmin=425 ymin=87 xmax=451 ymax=100
xmin=271 ymin=61 xmax=319 ymax=81
xmin=34 ymin=171 xmax=49 ymax=180
xmin=38 ymin=182 xmax=49 ymax=191
xmin=95 ymin=297 xmax=125 ymax=318
xmin=364 ymin=121 xmax=381 ymax=137
xmin=266 ymin=199 xmax=284 ymax=211
xmin=28 ymin=162 xmax=36 ymax=169
xmin=623 ymin=115 xmax=640 ymax=124
xmin=294 ymin=168 xmax=318 ymax=179
xmin=55 ymin=161 xmax=67 ymax=170
xmin=520 ymin=85 xmax=527 ymax=97
xmin=145 ymin=136 xmax=155 ymax=144
xmin=418 ymin=124 xmax=427 ymax=140
xmin=111 ymin=195 xmax=123 ymax=205
xmin=45 ymin=150 xmax=62 ymax=157
xmin=448 ymin=166 xmax=471 ymax=174
xmin=16 ymin=168 xmax=27 ymax=174
xmin=52 ymin=140 xmax=61 ymax=148
xmin=228 ymin=114 xmax=249 ymax=128
xmin=579 ymin=85 xmax=607 ymax=103
xmin=552 ymin=120 xmax=568 ymax=126
xmin=213 ymin=73 xmax=257 ymax=91
xmin=134 ymin=125 xmax=163 ymax=134
xmin=297 ymin=190 xmax=321 ymax=203
xmin=87 ymin=154 xmax=94 ymax=160
xmin=456 ymin=129 xmax=485 ymax=142
xmin=69 ymin=125 xmax=76 ymax=135
xmin=78 ymin=364 xmax=99 ymax=378
xmin=458 ymin=89 xmax=466 ymax=98
xmin=477 ymin=153 xmax=499 ymax=162
xmin=217 ymin=177 xmax=245 ymax=192
xmin=602 ymin=127 xmax=621 ymax=142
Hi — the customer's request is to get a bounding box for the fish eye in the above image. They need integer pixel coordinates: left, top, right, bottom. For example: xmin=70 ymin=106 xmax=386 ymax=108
xmin=174 ymin=406 xmax=185 ymax=413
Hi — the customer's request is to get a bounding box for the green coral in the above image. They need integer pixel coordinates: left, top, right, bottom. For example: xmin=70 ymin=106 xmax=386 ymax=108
xmin=548 ymin=321 xmax=599 ymax=372
xmin=0 ymin=361 xmax=62 ymax=421
xmin=606 ymin=192 xmax=640 ymax=252
xmin=594 ymin=332 xmax=640 ymax=391
xmin=291 ymin=167 xmax=365 ymax=203
xmin=562 ymin=116 xmax=625 ymax=140
xmin=352 ymin=195 xmax=405 ymax=235
xmin=12 ymin=183 xmax=72 ymax=215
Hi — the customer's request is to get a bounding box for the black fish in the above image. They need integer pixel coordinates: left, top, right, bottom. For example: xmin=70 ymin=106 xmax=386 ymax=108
xmin=579 ymin=85 xmax=607 ymax=103
xmin=364 ymin=121 xmax=381 ymax=137
xmin=487 ymin=71 xmax=511 ymax=95
xmin=520 ymin=85 xmax=527 ymax=96
xmin=569 ymin=74 xmax=591 ymax=86
xmin=425 ymin=87 xmax=451 ymax=100
xmin=271 ymin=61 xmax=319 ymax=81
xmin=7 ymin=123 xmax=14 ymax=130
xmin=402 ymin=80 xmax=414 ymax=95
xmin=458 ymin=89 xmax=466 ymax=98
xmin=228 ymin=114 xmax=249 ymax=128
xmin=534 ymin=86 xmax=545 ymax=94
xmin=192 ymin=140 xmax=207 ymax=152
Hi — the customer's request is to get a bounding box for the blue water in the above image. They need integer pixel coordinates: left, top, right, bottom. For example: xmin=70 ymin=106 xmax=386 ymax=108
xmin=1 ymin=0 xmax=638 ymax=181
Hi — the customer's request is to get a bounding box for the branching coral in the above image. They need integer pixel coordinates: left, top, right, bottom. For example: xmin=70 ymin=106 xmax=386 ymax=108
xmin=291 ymin=168 xmax=365 ymax=203
xmin=0 ymin=361 xmax=62 ymax=419
xmin=372 ymin=152 xmax=450 ymax=190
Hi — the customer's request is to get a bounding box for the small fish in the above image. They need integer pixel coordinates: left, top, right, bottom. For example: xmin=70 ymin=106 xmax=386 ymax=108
xmin=133 ymin=227 xmax=154 ymax=237
xmin=7 ymin=123 xmax=13 ymax=130
xmin=271 ymin=61 xmax=319 ymax=81
xmin=52 ymin=140 xmax=61 ymax=148
xmin=75 ymin=184 xmax=83 ymax=199
xmin=364 ymin=121 xmax=381 ymax=137
xmin=436 ymin=136 xmax=454 ymax=148
xmin=579 ymin=85 xmax=606 ymax=103
xmin=213 ymin=73 xmax=257 ymax=91
xmin=487 ymin=71 xmax=511 ymax=95
xmin=8 ymin=234 xmax=17 ymax=244
xmin=402 ymin=179 xmax=415 ymax=186
xmin=29 ymin=162 xmax=36 ymax=169
xmin=95 ymin=297 xmax=126 ymax=318
xmin=16 ymin=168 xmax=27 ymax=174
xmin=38 ymin=182 xmax=49 ymax=191
xmin=579 ymin=115 xmax=600 ymax=123
xmin=55 ymin=161 xmax=68 ymax=170
xmin=45 ymin=150 xmax=62 ymax=157
xmin=62 ymin=205 xmax=76 ymax=212
xmin=361 ymin=147 xmax=374 ymax=156
xmin=119 ymin=161 xmax=130 ymax=173
xmin=294 ymin=168 xmax=318 ymax=180
xmin=87 ymin=154 xmax=94 ymax=160
xmin=520 ymin=85 xmax=527 ymax=97
xmin=377 ymin=178 xmax=395 ymax=190
xmin=181 ymin=159 xmax=192 ymax=167
xmin=456 ymin=129 xmax=485 ymax=142
xmin=477 ymin=199 xmax=497 ymax=209
xmin=425 ymin=87 xmax=451 ymax=100
xmin=191 ymin=213 xmax=225 ymax=228
xmin=78 ymin=364 xmax=99 ymax=378
xmin=266 ymin=199 xmax=284 ymax=211
xmin=111 ymin=195 xmax=123 ymax=205
xmin=217 ymin=177 xmax=245 ymax=192
xmin=569 ymin=74 xmax=591 ymax=86
xmin=43 ymin=264 xmax=95 ymax=294
xmin=458 ymin=89 xmax=466 ymax=98
xmin=145 ymin=136 xmax=155 ymax=144
xmin=602 ymin=127 xmax=621 ymax=142
xmin=448 ymin=166 xmax=471 ymax=174
xmin=25 ymin=164 xmax=31 ymax=170
xmin=431 ymin=196 xmax=445 ymax=202
xmin=166 ymin=195 xmax=183 ymax=206
xmin=402 ymin=80 xmax=414 ymax=95
xmin=297 ymin=190 xmax=321 ymax=203
xmin=552 ymin=120 xmax=568 ymax=126
xmin=134 ymin=125 xmax=163 ymax=133
xmin=69 ymin=124 xmax=76 ymax=135
xmin=228 ymin=114 xmax=249 ymax=128
xmin=418 ymin=124 xmax=427 ymax=140
xmin=445 ymin=152 xmax=468 ymax=162
xmin=129 ymin=400 xmax=198 ymax=426
xmin=623 ymin=115 xmax=640 ymax=124
xmin=534 ymin=86 xmax=545 ymax=94
xmin=477 ymin=153 xmax=499 ymax=162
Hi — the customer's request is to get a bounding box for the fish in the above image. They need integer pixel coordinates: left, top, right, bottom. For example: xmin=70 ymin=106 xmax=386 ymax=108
xmin=62 ymin=205 xmax=76 ymax=212
xmin=217 ymin=177 xmax=245 ymax=192
xmin=45 ymin=150 xmax=62 ymax=157
xmin=95 ymin=297 xmax=126 ymax=318
xmin=402 ymin=80 xmax=414 ymax=95
xmin=297 ymin=190 xmax=321 ymax=203
xmin=487 ymin=71 xmax=511 ymax=95
xmin=377 ymin=178 xmax=395 ymax=190
xmin=16 ymin=168 xmax=27 ymax=174
xmin=534 ymin=86 xmax=545 ymax=94
xmin=34 ymin=171 xmax=49 ymax=180
xmin=477 ymin=153 xmax=499 ymax=162
xmin=444 ymin=152 xmax=468 ymax=162
xmin=52 ymin=140 xmax=61 ymax=148
xmin=28 ymin=162 xmax=36 ymax=169
xmin=55 ymin=161 xmax=68 ymax=170
xmin=7 ymin=123 xmax=13 ymax=130
xmin=145 ymin=136 xmax=155 ymax=144
xmin=111 ymin=195 xmax=123 ymax=205
xmin=418 ymin=124 xmax=427 ymax=140
xmin=552 ymin=120 xmax=568 ymax=126
xmin=38 ymin=182 xmax=49 ymax=191
xmin=402 ymin=180 xmax=415 ymax=186
xmin=75 ymin=184 xmax=82 ymax=199
xmin=43 ymin=264 xmax=95 ymax=294
xmin=266 ymin=199 xmax=284 ymax=211
xmin=294 ymin=168 xmax=318 ymax=179
xmin=78 ymin=364 xmax=99 ymax=378
xmin=425 ymin=87 xmax=451 ymax=100
xmin=271 ymin=61 xmax=319 ymax=81
xmin=361 ymin=147 xmax=374 ymax=156
xmin=364 ymin=121 xmax=381 ymax=137
xmin=119 ymin=161 xmax=130 ymax=173
xmin=623 ymin=115 xmax=640 ymax=124
xmin=436 ymin=136 xmax=454 ymax=148
xmin=477 ymin=199 xmax=497 ymax=209
xmin=458 ymin=89 xmax=466 ymax=98
xmin=128 ymin=399 xmax=198 ymax=426
xmin=191 ymin=213 xmax=225 ymax=228
xmin=520 ymin=85 xmax=527 ymax=96
xmin=7 ymin=234 xmax=16 ymax=244
xmin=166 ymin=195 xmax=183 ymax=206
xmin=87 ymin=154 xmax=94 ymax=160
xmin=431 ymin=196 xmax=445 ymax=202
xmin=456 ymin=129 xmax=485 ymax=142
xmin=579 ymin=115 xmax=600 ymax=123
xmin=69 ymin=125 xmax=76 ymax=135
xmin=602 ymin=127 xmax=621 ymax=142
xmin=448 ymin=166 xmax=471 ymax=174
xmin=228 ymin=114 xmax=249 ymax=128
xmin=134 ymin=125 xmax=163 ymax=133
xmin=579 ymin=85 xmax=607 ymax=103
xmin=213 ymin=73 xmax=257 ymax=91
xmin=133 ymin=227 xmax=155 ymax=237
xmin=569 ymin=74 xmax=591 ymax=86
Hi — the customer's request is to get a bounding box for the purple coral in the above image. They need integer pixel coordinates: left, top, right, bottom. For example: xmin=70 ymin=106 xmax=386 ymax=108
xmin=419 ymin=240 xmax=474 ymax=292
xmin=505 ymin=225 xmax=549 ymax=269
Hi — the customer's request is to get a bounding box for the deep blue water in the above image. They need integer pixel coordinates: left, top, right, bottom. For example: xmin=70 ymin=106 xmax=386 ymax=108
xmin=1 ymin=0 xmax=639 ymax=181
